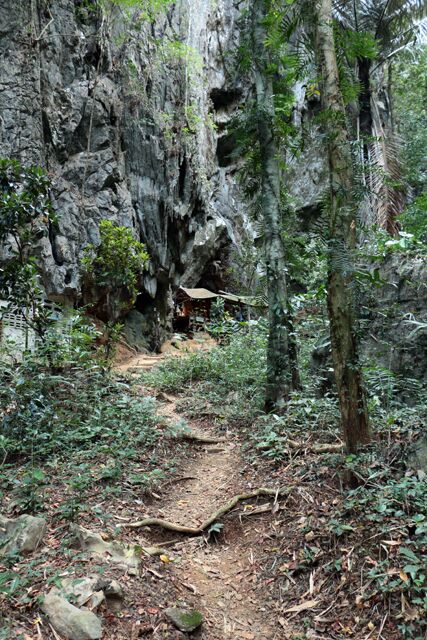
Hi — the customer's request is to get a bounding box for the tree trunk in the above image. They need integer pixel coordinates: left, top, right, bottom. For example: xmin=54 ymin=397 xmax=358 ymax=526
xmin=316 ymin=0 xmax=370 ymax=453
xmin=252 ymin=0 xmax=293 ymax=412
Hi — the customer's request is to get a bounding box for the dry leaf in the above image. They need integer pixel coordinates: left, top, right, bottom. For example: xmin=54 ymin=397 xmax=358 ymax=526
xmin=159 ymin=554 xmax=170 ymax=563
xmin=283 ymin=599 xmax=319 ymax=613
xmin=400 ymin=570 xmax=409 ymax=582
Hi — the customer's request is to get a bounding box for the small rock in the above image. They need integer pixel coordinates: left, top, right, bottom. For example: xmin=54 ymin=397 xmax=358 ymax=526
xmin=42 ymin=592 xmax=102 ymax=640
xmin=56 ymin=574 xmax=124 ymax=610
xmin=165 ymin=607 xmax=203 ymax=633
xmin=69 ymin=524 xmax=140 ymax=574
xmin=0 ymin=514 xmax=46 ymax=556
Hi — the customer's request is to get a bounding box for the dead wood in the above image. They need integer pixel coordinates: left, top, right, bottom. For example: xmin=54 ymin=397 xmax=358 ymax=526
xmin=179 ymin=432 xmax=226 ymax=444
xmin=286 ymin=440 xmax=343 ymax=453
xmin=122 ymin=486 xmax=295 ymax=535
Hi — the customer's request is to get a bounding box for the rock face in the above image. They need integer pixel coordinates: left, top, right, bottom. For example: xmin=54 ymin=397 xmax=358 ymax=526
xmin=1 ymin=1 xmax=425 ymax=368
xmin=312 ymin=253 xmax=427 ymax=387
xmin=49 ymin=573 xmax=124 ymax=612
xmin=0 ymin=0 xmax=251 ymax=340
xmin=363 ymin=254 xmax=427 ymax=383
xmin=407 ymin=436 xmax=427 ymax=473
xmin=0 ymin=514 xmax=46 ymax=555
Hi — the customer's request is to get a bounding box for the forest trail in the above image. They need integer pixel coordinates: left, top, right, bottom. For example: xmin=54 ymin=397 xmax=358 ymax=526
xmin=118 ymin=347 xmax=286 ymax=639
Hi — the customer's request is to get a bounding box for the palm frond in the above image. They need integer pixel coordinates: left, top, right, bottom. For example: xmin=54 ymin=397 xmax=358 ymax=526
xmin=367 ymin=104 xmax=405 ymax=234
xmin=333 ymin=0 xmax=427 ymax=45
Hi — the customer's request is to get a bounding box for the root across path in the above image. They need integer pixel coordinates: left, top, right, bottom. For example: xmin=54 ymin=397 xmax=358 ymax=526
xmin=122 ymin=486 xmax=295 ymax=535
xmin=137 ymin=395 xmax=292 ymax=639
xmin=115 ymin=344 xmax=300 ymax=639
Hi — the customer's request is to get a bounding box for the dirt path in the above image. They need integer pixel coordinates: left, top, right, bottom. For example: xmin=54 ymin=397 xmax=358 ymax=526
xmin=155 ymin=400 xmax=280 ymax=640
xmin=118 ymin=345 xmax=285 ymax=639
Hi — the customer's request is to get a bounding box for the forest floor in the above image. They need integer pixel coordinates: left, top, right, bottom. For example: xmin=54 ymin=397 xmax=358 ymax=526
xmin=114 ymin=340 xmax=291 ymax=639
xmin=2 ymin=334 xmax=424 ymax=640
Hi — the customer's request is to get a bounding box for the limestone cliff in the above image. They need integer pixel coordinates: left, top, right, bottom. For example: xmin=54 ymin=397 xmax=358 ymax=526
xmin=0 ymin=0 xmax=253 ymax=333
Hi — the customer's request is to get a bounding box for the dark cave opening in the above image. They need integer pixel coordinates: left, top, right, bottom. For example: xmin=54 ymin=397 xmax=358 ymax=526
xmin=216 ymin=132 xmax=238 ymax=167
xmin=210 ymin=87 xmax=242 ymax=111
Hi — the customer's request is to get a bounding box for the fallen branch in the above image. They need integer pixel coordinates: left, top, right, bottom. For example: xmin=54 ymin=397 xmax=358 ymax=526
xmin=287 ymin=440 xmax=343 ymax=453
xmin=122 ymin=486 xmax=295 ymax=535
xmin=257 ymin=440 xmax=344 ymax=454
xmin=179 ymin=432 xmax=226 ymax=444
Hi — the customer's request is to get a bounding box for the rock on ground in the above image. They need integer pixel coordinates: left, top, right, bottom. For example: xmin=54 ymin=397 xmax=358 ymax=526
xmin=42 ymin=592 xmax=102 ymax=640
xmin=407 ymin=435 xmax=427 ymax=472
xmin=53 ymin=574 xmax=124 ymax=611
xmin=69 ymin=523 xmax=140 ymax=574
xmin=0 ymin=514 xmax=46 ymax=555
xmin=164 ymin=607 xmax=203 ymax=633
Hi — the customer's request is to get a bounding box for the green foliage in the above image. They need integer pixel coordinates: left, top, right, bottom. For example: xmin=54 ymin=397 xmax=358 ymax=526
xmin=76 ymin=0 xmax=173 ymax=23
xmin=146 ymin=325 xmax=268 ymax=424
xmin=12 ymin=467 xmax=46 ymax=513
xmin=249 ymin=395 xmax=340 ymax=462
xmin=82 ymin=220 xmax=149 ymax=302
xmin=394 ymin=44 xmax=426 ymax=192
xmin=0 ymin=158 xmax=57 ymax=338
xmin=399 ymin=193 xmax=427 ymax=242
xmin=333 ymin=28 xmax=379 ymax=104
xmin=0 ymin=159 xmax=53 ymax=243
xmin=147 ymin=325 xmax=266 ymax=393
xmin=332 ymin=469 xmax=427 ymax=638
xmin=158 ymin=40 xmax=202 ymax=71
xmin=0 ymin=320 xmax=160 ymax=462
xmin=340 ymin=30 xmax=378 ymax=64
xmin=361 ymin=225 xmax=426 ymax=260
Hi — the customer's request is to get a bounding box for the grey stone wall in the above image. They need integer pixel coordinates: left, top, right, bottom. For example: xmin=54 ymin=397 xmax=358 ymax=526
xmin=0 ymin=0 xmax=250 ymax=326
xmin=362 ymin=254 xmax=427 ymax=382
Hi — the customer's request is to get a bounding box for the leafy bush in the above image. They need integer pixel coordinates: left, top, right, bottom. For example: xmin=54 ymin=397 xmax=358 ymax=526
xmin=0 ymin=158 xmax=57 ymax=340
xmin=249 ymin=394 xmax=340 ymax=461
xmin=147 ymin=324 xmax=267 ymax=402
xmin=0 ymin=318 xmax=160 ymax=461
xmin=82 ymin=220 xmax=149 ymax=308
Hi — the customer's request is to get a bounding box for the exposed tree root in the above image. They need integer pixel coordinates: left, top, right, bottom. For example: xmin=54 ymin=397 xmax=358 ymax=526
xmin=122 ymin=486 xmax=295 ymax=535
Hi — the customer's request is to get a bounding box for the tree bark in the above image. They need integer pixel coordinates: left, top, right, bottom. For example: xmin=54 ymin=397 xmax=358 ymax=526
xmin=316 ymin=0 xmax=370 ymax=453
xmin=252 ymin=0 xmax=293 ymax=411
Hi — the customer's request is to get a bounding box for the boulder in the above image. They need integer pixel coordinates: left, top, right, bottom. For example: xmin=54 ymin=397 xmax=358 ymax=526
xmin=0 ymin=514 xmax=46 ymax=556
xmin=42 ymin=592 xmax=102 ymax=640
xmin=407 ymin=435 xmax=427 ymax=473
xmin=164 ymin=607 xmax=203 ymax=633
xmin=69 ymin=524 xmax=141 ymax=575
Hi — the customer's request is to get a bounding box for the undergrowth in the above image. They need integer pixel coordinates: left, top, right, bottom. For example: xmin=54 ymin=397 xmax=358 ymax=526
xmin=0 ymin=317 xmax=176 ymax=522
xmin=145 ymin=319 xmax=427 ymax=637
xmin=145 ymin=325 xmax=268 ymax=425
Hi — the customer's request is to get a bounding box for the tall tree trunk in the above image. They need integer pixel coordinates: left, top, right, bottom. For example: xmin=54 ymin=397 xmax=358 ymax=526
xmin=316 ymin=0 xmax=370 ymax=453
xmin=252 ymin=0 xmax=293 ymax=412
